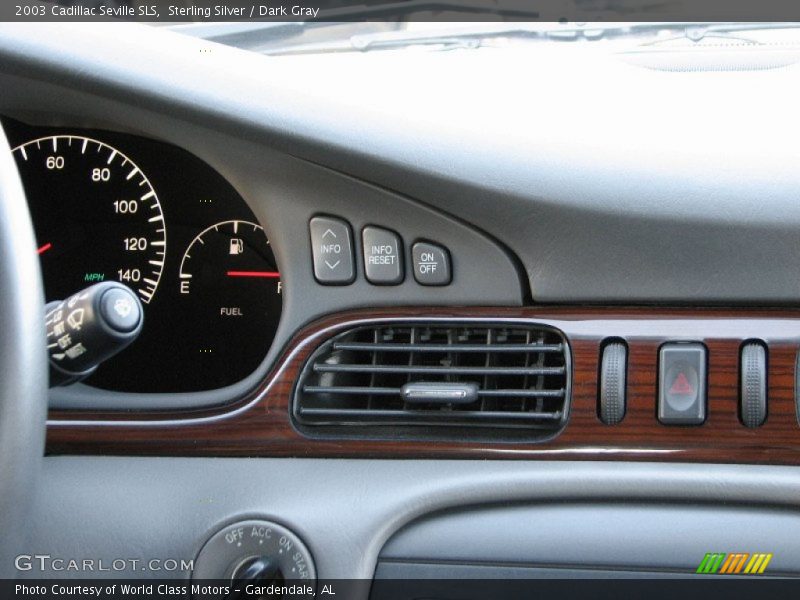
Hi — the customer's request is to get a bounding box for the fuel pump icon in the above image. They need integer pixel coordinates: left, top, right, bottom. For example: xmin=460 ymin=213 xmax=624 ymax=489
xmin=229 ymin=238 xmax=244 ymax=255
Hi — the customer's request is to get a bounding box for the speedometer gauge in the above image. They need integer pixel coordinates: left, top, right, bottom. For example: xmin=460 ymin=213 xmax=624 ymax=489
xmin=4 ymin=119 xmax=282 ymax=394
xmin=12 ymin=135 xmax=166 ymax=304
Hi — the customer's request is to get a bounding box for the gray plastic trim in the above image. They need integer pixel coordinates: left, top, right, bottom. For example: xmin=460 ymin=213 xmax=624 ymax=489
xmin=375 ymin=562 xmax=721 ymax=579
xmin=380 ymin=503 xmax=800 ymax=574
xmin=22 ymin=458 xmax=800 ymax=589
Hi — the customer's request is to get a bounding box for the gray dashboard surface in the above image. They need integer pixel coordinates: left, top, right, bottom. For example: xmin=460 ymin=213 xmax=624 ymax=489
xmin=380 ymin=503 xmax=800 ymax=574
xmin=24 ymin=458 xmax=800 ymax=590
xmin=2 ymin=23 xmax=800 ymax=303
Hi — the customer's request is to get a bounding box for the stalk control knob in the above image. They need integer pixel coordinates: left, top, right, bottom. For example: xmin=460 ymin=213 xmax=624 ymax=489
xmin=45 ymin=282 xmax=143 ymax=386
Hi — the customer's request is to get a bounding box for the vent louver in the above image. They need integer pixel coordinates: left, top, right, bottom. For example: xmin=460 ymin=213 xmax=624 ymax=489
xmin=293 ymin=322 xmax=570 ymax=441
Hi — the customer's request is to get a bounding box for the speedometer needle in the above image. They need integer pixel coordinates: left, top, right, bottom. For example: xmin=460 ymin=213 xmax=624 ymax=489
xmin=37 ymin=242 xmax=53 ymax=255
xmin=226 ymin=270 xmax=281 ymax=278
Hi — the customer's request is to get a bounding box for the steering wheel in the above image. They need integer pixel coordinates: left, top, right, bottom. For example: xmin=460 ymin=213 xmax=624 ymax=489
xmin=0 ymin=126 xmax=48 ymax=577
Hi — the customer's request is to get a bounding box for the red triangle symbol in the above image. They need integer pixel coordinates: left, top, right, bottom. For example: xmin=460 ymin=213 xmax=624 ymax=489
xmin=669 ymin=372 xmax=694 ymax=395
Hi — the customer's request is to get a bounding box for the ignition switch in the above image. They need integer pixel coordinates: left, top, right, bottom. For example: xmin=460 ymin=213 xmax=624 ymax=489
xmin=192 ymin=519 xmax=316 ymax=600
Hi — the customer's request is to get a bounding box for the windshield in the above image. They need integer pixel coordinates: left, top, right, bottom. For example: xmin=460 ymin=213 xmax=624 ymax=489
xmin=163 ymin=21 xmax=800 ymax=55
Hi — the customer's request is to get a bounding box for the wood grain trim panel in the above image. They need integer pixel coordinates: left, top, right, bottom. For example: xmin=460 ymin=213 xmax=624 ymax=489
xmin=46 ymin=306 xmax=800 ymax=464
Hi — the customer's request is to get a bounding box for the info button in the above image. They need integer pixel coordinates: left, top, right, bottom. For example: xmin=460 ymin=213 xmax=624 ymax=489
xmin=658 ymin=343 xmax=707 ymax=425
xmin=362 ymin=226 xmax=403 ymax=285
xmin=309 ymin=216 xmax=355 ymax=285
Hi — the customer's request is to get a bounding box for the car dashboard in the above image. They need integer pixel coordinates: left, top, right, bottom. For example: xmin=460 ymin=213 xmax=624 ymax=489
xmin=2 ymin=20 xmax=800 ymax=595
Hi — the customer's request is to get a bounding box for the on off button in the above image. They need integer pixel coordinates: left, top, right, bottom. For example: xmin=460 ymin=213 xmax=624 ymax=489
xmin=412 ymin=241 xmax=451 ymax=286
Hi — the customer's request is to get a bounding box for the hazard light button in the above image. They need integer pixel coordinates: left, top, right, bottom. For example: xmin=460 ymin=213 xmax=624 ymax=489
xmin=658 ymin=343 xmax=707 ymax=425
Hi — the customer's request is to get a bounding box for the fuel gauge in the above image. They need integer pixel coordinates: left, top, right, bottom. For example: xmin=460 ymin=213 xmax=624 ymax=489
xmin=178 ymin=220 xmax=282 ymax=385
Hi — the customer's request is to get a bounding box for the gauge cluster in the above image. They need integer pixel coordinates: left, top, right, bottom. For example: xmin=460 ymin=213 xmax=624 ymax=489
xmin=4 ymin=118 xmax=282 ymax=393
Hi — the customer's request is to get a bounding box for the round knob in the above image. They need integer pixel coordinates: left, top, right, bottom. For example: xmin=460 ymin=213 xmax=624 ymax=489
xmin=192 ymin=519 xmax=315 ymax=600
xmin=740 ymin=342 xmax=767 ymax=428
xmin=224 ymin=556 xmax=282 ymax=600
xmin=98 ymin=285 xmax=141 ymax=333
xmin=231 ymin=556 xmax=280 ymax=583
xmin=599 ymin=342 xmax=627 ymax=425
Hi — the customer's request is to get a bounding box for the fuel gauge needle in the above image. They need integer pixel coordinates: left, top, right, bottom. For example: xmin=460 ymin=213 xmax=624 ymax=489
xmin=226 ymin=271 xmax=281 ymax=278
xmin=37 ymin=242 xmax=52 ymax=255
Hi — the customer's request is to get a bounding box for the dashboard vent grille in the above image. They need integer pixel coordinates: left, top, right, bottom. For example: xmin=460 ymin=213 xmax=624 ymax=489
xmin=294 ymin=322 xmax=570 ymax=439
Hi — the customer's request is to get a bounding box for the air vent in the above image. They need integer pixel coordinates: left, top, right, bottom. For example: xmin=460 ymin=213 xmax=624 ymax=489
xmin=293 ymin=322 xmax=570 ymax=441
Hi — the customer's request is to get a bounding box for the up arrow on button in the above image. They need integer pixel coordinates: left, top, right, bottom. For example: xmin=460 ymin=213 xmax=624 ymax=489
xmin=310 ymin=216 xmax=355 ymax=285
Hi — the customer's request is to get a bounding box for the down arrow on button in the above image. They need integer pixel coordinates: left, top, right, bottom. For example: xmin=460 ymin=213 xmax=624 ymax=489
xmin=309 ymin=216 xmax=355 ymax=285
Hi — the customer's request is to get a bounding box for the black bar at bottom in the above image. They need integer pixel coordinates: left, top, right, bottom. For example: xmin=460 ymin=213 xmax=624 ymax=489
xmin=3 ymin=578 xmax=800 ymax=600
